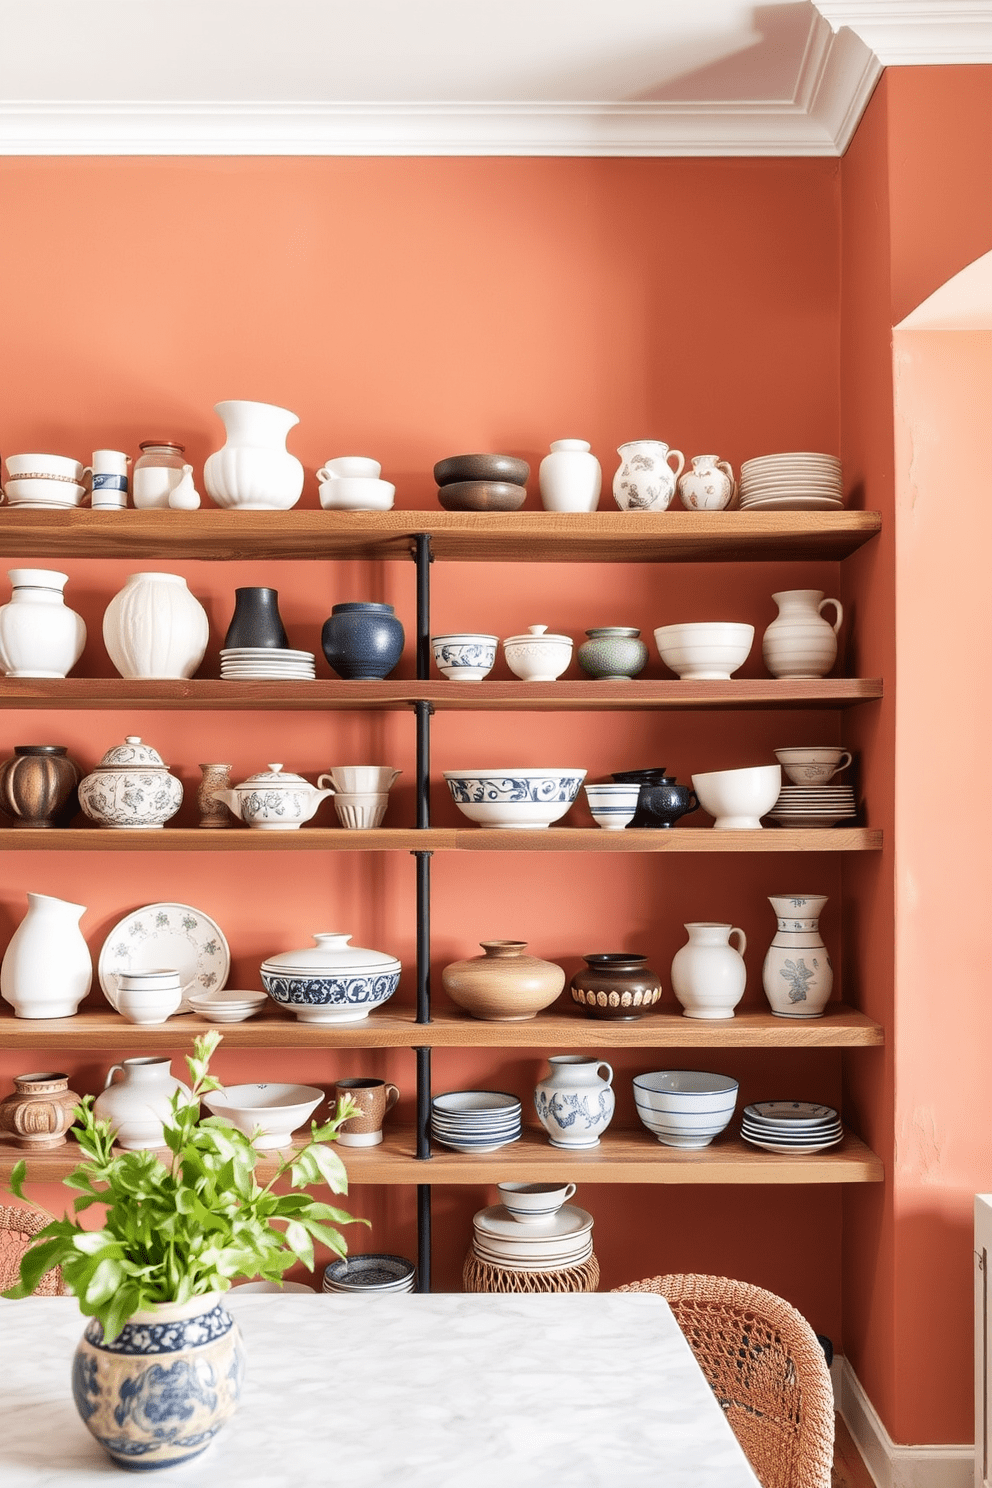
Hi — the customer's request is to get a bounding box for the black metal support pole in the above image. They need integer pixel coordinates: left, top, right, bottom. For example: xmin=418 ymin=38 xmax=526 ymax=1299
xmin=414 ymin=698 xmax=432 ymax=831
xmin=416 ymin=1182 xmax=432 ymax=1293
xmin=414 ymin=849 xmax=432 ymax=1024
xmin=415 ymin=1046 xmax=432 ymax=1291
xmin=412 ymin=533 xmax=433 ymax=681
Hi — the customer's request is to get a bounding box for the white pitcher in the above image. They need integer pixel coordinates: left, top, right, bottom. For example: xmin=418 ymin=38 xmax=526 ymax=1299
xmin=534 ymin=1054 xmax=615 ymax=1149
xmin=612 ymin=440 xmax=685 ymax=512
xmin=678 ymin=454 xmax=736 ymax=511
xmin=762 ymin=589 xmax=843 ymax=679
xmin=0 ymin=892 xmax=92 ymax=1018
xmin=762 ymin=895 xmax=833 ymax=1018
xmin=670 ymin=923 xmax=747 ymax=1019
xmin=93 ymin=1056 xmax=195 ymax=1150
xmin=204 ymin=400 xmax=304 ymax=510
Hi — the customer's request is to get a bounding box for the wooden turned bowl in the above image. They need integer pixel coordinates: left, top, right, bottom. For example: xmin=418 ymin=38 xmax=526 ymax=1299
xmin=437 ymin=480 xmax=527 ymax=512
xmin=434 ymin=453 xmax=530 ymax=487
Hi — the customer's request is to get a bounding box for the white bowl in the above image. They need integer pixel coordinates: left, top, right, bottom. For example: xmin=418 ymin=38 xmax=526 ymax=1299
xmin=332 ymin=791 xmax=388 ymax=829
xmin=443 ymin=769 xmax=586 ymax=829
xmin=432 ymin=634 xmax=498 ymax=683
xmin=632 ymin=1070 xmax=739 ymax=1148
xmin=654 ymin=622 xmax=754 ymax=680
xmin=317 ymin=476 xmax=395 ymax=511
xmin=4 ymin=478 xmax=88 ymax=505
xmin=203 ymin=1082 xmax=325 ymax=1148
xmin=503 ymin=626 xmax=573 ymax=682
xmin=116 ymin=982 xmax=183 ymax=1025
xmin=5 ymin=453 xmax=87 ymax=481
xmin=584 ymin=784 xmax=640 ymax=830
xmin=691 ymin=764 xmax=781 ymax=829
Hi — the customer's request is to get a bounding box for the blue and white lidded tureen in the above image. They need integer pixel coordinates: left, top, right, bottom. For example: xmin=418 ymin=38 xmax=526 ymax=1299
xmin=260 ymin=933 xmax=401 ymax=1023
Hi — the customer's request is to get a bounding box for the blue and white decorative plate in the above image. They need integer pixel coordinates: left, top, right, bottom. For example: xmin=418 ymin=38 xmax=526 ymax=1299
xmin=98 ymin=903 xmax=230 ymax=1015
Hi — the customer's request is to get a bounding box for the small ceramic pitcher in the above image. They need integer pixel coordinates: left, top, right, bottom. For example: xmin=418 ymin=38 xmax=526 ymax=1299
xmin=670 ymin=923 xmax=747 ymax=1020
xmin=534 ymin=1054 xmax=615 ymax=1149
xmin=612 ymin=440 xmax=685 ymax=512
xmin=762 ymin=589 xmax=843 ymax=679
xmin=678 ymin=455 xmax=736 ymax=511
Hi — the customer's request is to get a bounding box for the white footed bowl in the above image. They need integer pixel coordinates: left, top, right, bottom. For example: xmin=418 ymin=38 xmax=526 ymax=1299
xmin=654 ymin=622 xmax=754 ymax=680
xmin=443 ymin=769 xmax=586 ymax=829
xmin=691 ymin=764 xmax=781 ymax=829
xmin=204 ymin=1082 xmax=325 ymax=1147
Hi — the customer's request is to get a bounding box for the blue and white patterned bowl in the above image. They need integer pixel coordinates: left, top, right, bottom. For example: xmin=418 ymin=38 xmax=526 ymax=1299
xmin=431 ymin=633 xmax=499 ymax=682
xmin=443 ymin=768 xmax=586 ymax=829
xmin=260 ymin=932 xmax=401 ymax=1024
xmin=633 ymin=1070 xmax=738 ymax=1148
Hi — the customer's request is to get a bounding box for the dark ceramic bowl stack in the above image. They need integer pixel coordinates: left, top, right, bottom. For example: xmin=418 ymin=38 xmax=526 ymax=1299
xmin=434 ymin=453 xmax=530 ymax=511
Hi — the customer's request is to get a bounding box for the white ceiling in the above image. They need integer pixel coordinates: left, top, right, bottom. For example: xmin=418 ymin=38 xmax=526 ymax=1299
xmin=0 ymin=0 xmax=988 ymax=156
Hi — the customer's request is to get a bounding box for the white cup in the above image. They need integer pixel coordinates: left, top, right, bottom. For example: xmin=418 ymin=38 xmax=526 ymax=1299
xmin=316 ymin=457 xmax=381 ymax=480
xmin=331 ymin=792 xmax=389 ymax=829
xmin=319 ymin=766 xmax=401 ymax=794
xmin=93 ymin=449 xmax=131 ymax=476
xmin=92 ymin=449 xmax=130 ymax=503
xmin=496 ymin=1181 xmax=577 ymax=1226
xmin=774 ymin=747 xmax=853 ymax=785
xmin=5 ymin=453 xmax=90 ymax=483
xmin=116 ymin=970 xmax=182 ymax=1025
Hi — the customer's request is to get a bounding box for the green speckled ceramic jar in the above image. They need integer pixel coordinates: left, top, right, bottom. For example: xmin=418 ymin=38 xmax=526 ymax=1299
xmin=577 ymin=627 xmax=648 ymax=681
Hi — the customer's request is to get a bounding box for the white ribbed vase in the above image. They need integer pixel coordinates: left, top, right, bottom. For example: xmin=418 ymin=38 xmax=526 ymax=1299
xmin=0 ymin=569 xmax=86 ymax=679
xmin=103 ymin=572 xmax=209 ymax=680
xmin=203 ymin=400 xmax=304 ymax=510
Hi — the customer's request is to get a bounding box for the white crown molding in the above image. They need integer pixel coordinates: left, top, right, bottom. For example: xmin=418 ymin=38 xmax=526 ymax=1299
xmin=817 ymin=1 xmax=992 ymax=63
xmin=834 ymin=1356 xmax=974 ymax=1488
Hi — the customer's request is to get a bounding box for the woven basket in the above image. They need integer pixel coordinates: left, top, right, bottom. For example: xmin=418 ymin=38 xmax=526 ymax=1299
xmin=463 ymin=1248 xmax=600 ymax=1294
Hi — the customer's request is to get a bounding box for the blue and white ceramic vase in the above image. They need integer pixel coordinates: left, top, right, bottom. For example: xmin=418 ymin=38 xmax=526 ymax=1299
xmin=762 ymin=894 xmax=832 ymax=1018
xmin=534 ymin=1054 xmax=615 ymax=1149
xmin=72 ymin=1292 xmax=245 ymax=1471
xmin=577 ymin=627 xmax=648 ymax=680
xmin=223 ymin=587 xmax=289 ymax=649
xmin=321 ymin=602 xmax=404 ymax=680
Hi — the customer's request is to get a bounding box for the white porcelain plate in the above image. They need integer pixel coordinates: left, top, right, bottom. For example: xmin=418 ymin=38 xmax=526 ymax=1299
xmin=99 ymin=902 xmax=231 ymax=1014
xmin=740 ymin=495 xmax=844 ymax=511
xmin=474 ymin=1204 xmax=593 ymax=1241
xmin=742 ymin=1134 xmax=844 ymax=1155
xmin=744 ymin=1101 xmax=838 ymax=1124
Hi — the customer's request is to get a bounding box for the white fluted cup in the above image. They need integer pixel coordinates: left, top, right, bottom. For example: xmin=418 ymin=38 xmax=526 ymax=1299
xmin=691 ymin=764 xmax=781 ymax=829
xmin=332 ymin=791 xmax=389 ymax=828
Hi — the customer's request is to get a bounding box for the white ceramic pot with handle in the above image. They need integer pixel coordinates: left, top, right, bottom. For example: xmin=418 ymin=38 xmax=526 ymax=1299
xmin=762 ymin=589 xmax=843 ymax=679
xmin=534 ymin=1054 xmax=615 ymax=1148
xmin=670 ymin=922 xmax=747 ymax=1019
xmin=212 ymin=764 xmax=335 ymax=830
xmin=612 ymin=440 xmax=685 ymax=512
xmin=93 ymin=1056 xmax=195 ymax=1149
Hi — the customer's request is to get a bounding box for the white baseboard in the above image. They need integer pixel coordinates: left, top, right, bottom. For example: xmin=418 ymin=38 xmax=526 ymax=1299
xmin=832 ymin=1356 xmax=974 ymax=1488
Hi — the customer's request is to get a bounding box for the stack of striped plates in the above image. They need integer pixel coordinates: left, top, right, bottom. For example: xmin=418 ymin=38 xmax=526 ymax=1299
xmin=220 ymin=647 xmax=316 ymax=680
xmin=322 ymin=1254 xmax=416 ymax=1293
xmin=739 ymin=453 xmax=844 ymax=511
xmin=767 ymin=783 xmax=856 ymax=827
xmin=741 ymin=1101 xmax=843 ymax=1154
xmin=430 ymin=1091 xmax=522 ymax=1154
xmin=470 ymin=1204 xmax=595 ymax=1271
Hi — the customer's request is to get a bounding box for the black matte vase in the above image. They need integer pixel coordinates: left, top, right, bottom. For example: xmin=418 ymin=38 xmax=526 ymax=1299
xmin=223 ymin=588 xmax=289 ymax=649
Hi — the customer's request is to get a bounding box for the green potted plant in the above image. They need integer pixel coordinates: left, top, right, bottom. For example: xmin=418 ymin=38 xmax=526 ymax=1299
xmin=4 ymin=1032 xmax=367 ymax=1471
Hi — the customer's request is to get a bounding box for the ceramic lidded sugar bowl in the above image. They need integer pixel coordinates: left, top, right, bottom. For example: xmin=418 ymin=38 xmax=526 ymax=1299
xmin=260 ymin=932 xmax=402 ymax=1023
xmin=503 ymin=625 xmax=573 ymax=682
xmin=212 ymin=765 xmax=335 ymax=830
xmin=77 ymin=736 xmax=183 ymax=829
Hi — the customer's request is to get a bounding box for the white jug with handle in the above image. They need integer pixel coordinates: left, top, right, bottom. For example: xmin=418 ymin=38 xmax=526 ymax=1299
xmin=670 ymin=923 xmax=747 ymax=1020
xmin=762 ymin=589 xmax=843 ymax=679
xmin=612 ymin=440 xmax=685 ymax=512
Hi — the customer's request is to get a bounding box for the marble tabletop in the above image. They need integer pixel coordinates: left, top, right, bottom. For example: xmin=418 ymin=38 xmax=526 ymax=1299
xmin=0 ymin=1292 xmax=760 ymax=1487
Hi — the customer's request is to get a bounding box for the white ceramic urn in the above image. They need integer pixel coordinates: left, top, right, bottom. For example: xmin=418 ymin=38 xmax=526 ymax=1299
xmin=93 ymin=1056 xmax=195 ymax=1149
xmin=203 ymin=400 xmax=304 ymax=510
xmin=0 ymin=569 xmax=86 ymax=679
xmin=762 ymin=895 xmax=833 ymax=1018
xmin=670 ymin=923 xmax=747 ymax=1020
xmin=762 ymin=589 xmax=843 ymax=679
xmin=612 ymin=440 xmax=685 ymax=512
xmin=0 ymin=892 xmax=92 ymax=1018
xmin=533 ymin=1054 xmax=615 ymax=1148
xmin=77 ymin=736 xmax=183 ymax=829
xmin=103 ymin=572 xmax=209 ymax=680
xmin=538 ymin=439 xmax=602 ymax=512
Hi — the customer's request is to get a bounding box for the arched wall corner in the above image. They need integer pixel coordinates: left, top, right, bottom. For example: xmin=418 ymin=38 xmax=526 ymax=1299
xmin=896 ymin=247 xmax=992 ymax=330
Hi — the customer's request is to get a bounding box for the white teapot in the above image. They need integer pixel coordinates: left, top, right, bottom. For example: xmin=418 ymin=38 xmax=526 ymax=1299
xmin=212 ymin=764 xmax=335 ymax=831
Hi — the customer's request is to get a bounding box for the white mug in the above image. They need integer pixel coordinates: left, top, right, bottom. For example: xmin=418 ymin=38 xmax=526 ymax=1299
xmin=316 ymin=457 xmax=381 ymax=481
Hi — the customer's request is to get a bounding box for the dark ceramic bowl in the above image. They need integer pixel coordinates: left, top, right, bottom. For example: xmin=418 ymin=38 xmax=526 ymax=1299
xmin=434 ymin=453 xmax=530 ymax=487
xmin=611 ymin=767 xmax=670 ymax=786
xmin=437 ymin=480 xmax=527 ymax=512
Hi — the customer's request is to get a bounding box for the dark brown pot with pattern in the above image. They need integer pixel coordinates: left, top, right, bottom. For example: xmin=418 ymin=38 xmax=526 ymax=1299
xmin=570 ymin=953 xmax=662 ymax=1021
xmin=0 ymin=1072 xmax=80 ymax=1148
xmin=0 ymin=744 xmax=81 ymax=827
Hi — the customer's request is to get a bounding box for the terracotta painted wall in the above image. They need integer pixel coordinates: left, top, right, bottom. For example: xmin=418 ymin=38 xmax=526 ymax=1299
xmin=0 ymin=156 xmax=852 ymax=1310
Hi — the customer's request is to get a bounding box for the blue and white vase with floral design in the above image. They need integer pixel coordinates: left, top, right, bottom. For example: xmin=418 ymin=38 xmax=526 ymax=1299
xmin=762 ymin=894 xmax=832 ymax=1018
xmin=534 ymin=1054 xmax=615 ymax=1149
xmin=72 ymin=1292 xmax=245 ymax=1470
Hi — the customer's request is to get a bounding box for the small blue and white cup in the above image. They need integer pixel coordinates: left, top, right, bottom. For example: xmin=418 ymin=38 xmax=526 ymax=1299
xmin=431 ymin=632 xmax=498 ymax=682
xmin=91 ymin=449 xmax=130 ymax=509
xmin=584 ymin=782 xmax=641 ymax=830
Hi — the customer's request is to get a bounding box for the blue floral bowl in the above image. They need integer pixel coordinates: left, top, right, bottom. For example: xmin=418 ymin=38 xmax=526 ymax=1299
xmin=431 ymin=633 xmax=499 ymax=682
xmin=260 ymin=932 xmax=401 ymax=1023
xmin=443 ymin=769 xmax=586 ymax=829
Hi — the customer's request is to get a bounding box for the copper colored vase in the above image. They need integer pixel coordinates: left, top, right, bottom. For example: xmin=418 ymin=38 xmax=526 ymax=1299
xmin=0 ymin=744 xmax=80 ymax=827
xmin=570 ymin=953 xmax=662 ymax=1021
xmin=0 ymin=1072 xmax=80 ymax=1148
xmin=441 ymin=941 xmax=565 ymax=1021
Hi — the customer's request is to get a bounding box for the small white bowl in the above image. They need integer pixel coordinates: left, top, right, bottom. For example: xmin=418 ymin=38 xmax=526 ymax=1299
xmin=432 ymin=633 xmax=498 ymax=682
xmin=188 ymin=988 xmax=268 ymax=1023
xmin=5 ymin=453 xmax=87 ymax=481
xmin=654 ymin=622 xmax=754 ymax=680
xmin=316 ymin=476 xmax=395 ymax=511
xmin=116 ymin=982 xmax=183 ymax=1025
xmin=4 ymin=478 xmax=87 ymax=506
xmin=691 ymin=764 xmax=781 ymax=829
xmin=203 ymin=1082 xmax=326 ymax=1148
xmin=443 ymin=768 xmax=586 ymax=829
xmin=632 ymin=1070 xmax=739 ymax=1148
xmin=503 ymin=625 xmax=573 ymax=682
xmin=583 ymin=783 xmax=640 ymax=830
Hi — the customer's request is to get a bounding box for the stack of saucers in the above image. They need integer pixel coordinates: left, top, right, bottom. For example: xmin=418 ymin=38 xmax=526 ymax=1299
xmin=741 ymin=1101 xmax=843 ymax=1154
xmin=220 ymin=647 xmax=316 ymax=680
xmin=322 ymin=1254 xmax=416 ymax=1293
xmin=739 ymin=453 xmax=844 ymax=511
xmin=767 ymin=783 xmax=856 ymax=827
xmin=470 ymin=1204 xmax=594 ymax=1270
xmin=430 ymin=1091 xmax=522 ymax=1153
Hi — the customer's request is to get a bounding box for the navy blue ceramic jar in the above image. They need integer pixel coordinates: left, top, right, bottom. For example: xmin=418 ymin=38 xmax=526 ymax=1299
xmin=321 ymin=602 xmax=405 ymax=680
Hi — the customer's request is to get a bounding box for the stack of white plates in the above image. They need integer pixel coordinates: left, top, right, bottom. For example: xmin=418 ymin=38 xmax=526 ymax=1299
xmin=187 ymin=988 xmax=268 ymax=1023
xmin=322 ymin=1255 xmax=416 ymax=1293
xmin=739 ymin=453 xmax=844 ymax=511
xmin=471 ymin=1204 xmax=594 ymax=1271
xmin=741 ymin=1101 xmax=843 ymax=1154
xmin=430 ymin=1091 xmax=522 ymax=1154
xmin=767 ymin=783 xmax=856 ymax=827
xmin=220 ymin=647 xmax=316 ymax=680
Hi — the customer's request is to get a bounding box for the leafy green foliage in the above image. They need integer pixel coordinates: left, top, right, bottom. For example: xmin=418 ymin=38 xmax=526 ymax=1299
xmin=3 ymin=1032 xmax=367 ymax=1339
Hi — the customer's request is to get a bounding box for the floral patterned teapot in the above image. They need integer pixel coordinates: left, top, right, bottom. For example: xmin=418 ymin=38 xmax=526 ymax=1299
xmin=212 ymin=764 xmax=334 ymax=831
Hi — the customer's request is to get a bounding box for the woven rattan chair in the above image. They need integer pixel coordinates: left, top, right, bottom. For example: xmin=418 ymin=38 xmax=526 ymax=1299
xmin=0 ymin=1203 xmax=64 ymax=1296
xmin=614 ymin=1272 xmax=833 ymax=1488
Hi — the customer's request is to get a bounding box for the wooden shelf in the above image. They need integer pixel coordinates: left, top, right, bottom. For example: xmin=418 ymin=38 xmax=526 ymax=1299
xmin=0 ymin=677 xmax=884 ymax=711
xmin=0 ymin=1004 xmax=883 ymax=1051
xmin=0 ymin=508 xmax=881 ymax=563
xmin=0 ymin=826 xmax=882 ymax=852
xmin=0 ymin=1126 xmax=883 ymax=1186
